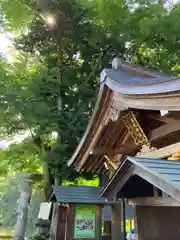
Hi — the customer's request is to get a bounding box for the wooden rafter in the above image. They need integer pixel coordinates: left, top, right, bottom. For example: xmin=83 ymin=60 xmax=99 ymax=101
xmin=137 ymin=141 xmax=180 ymax=159
xmin=128 ymin=197 xmax=180 ymax=207
xmin=149 ymin=120 xmax=180 ymax=143
xmin=92 ymin=141 xmax=136 ymax=157
xmin=87 ymin=119 xmax=127 ymax=173
xmin=150 ymin=115 xmax=180 ymax=124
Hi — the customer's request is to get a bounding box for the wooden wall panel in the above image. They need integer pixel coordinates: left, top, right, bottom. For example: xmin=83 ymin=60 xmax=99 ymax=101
xmin=56 ymin=206 xmax=68 ymax=240
xmin=50 ymin=203 xmax=58 ymax=240
xmin=66 ymin=205 xmax=75 ymax=240
xmin=136 ymin=206 xmax=180 ymax=240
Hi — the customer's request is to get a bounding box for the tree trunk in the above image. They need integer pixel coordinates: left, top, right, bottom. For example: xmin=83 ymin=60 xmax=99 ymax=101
xmin=54 ymin=177 xmax=61 ymax=186
xmin=43 ymin=160 xmax=54 ymax=200
xmin=13 ymin=180 xmax=32 ymax=240
xmin=41 ymin=146 xmax=54 ymax=201
xmin=32 ymin=135 xmax=54 ymax=201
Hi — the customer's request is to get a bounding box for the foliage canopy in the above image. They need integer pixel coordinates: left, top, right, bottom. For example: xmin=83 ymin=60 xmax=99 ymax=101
xmin=1 ymin=0 xmax=180 ymax=198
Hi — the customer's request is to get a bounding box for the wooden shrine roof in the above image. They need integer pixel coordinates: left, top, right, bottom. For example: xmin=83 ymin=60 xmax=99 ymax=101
xmin=101 ymin=68 xmax=178 ymax=95
xmin=101 ymin=156 xmax=180 ymax=203
xmin=53 ymin=186 xmax=114 ymax=205
xmin=68 ymin=59 xmax=180 ymax=173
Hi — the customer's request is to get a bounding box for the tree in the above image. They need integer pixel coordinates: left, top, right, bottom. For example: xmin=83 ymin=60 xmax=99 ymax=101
xmin=86 ymin=0 xmax=180 ymax=75
xmin=1 ymin=0 xmax=180 ymax=200
xmin=0 ymin=0 xmax=124 ymax=199
xmin=0 ymin=139 xmax=41 ymax=175
xmin=0 ymin=0 xmax=34 ymax=32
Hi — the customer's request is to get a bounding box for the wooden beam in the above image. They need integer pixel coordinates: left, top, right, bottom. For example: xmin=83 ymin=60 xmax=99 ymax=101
xmin=128 ymin=197 xmax=180 ymax=207
xmin=150 ymin=116 xmax=177 ymax=124
xmin=92 ymin=145 xmax=125 ymax=156
xmin=104 ymin=156 xmax=118 ymax=170
xmin=138 ymin=141 xmax=180 ymax=159
xmin=149 ymin=121 xmax=180 ymax=143
xmin=101 ymin=164 xmax=135 ymax=198
xmin=92 ymin=140 xmax=136 ymax=157
xmin=95 ymin=207 xmax=102 ymax=240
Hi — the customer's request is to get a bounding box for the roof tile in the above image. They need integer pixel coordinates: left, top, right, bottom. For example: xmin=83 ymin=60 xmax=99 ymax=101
xmin=54 ymin=186 xmax=113 ymax=204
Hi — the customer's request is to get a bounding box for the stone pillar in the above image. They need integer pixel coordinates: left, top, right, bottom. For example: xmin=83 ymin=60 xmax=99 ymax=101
xmin=35 ymin=219 xmax=50 ymax=238
xmin=13 ymin=180 xmax=32 ymax=240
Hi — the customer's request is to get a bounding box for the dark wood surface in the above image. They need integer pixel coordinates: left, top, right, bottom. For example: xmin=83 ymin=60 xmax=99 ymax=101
xmin=136 ymin=206 xmax=180 ymax=240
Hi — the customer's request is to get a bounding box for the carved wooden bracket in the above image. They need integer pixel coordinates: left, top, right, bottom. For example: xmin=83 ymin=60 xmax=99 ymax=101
xmin=106 ymin=100 xmax=127 ymax=124
xmin=122 ymin=111 xmax=149 ymax=146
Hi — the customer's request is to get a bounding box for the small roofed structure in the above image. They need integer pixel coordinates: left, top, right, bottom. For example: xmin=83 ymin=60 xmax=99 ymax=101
xmin=68 ymin=58 xmax=180 ymax=175
xmin=49 ymin=186 xmax=115 ymax=240
xmin=53 ymin=186 xmax=112 ymax=204
xmin=68 ymin=58 xmax=180 ymax=239
xmin=101 ymin=156 xmax=180 ymax=239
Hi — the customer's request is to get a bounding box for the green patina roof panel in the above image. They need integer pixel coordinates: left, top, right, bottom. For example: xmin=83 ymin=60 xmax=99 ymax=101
xmin=54 ymin=186 xmax=113 ymax=204
xmin=101 ymin=156 xmax=180 ymax=201
xmin=129 ymin=157 xmax=180 ymax=186
xmin=103 ymin=68 xmax=175 ymax=86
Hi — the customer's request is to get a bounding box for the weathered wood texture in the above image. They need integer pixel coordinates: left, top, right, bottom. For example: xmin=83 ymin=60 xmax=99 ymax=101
xmin=50 ymin=204 xmax=68 ymax=240
xmin=138 ymin=141 xmax=180 ymax=159
xmin=136 ymin=206 xmax=180 ymax=240
xmin=66 ymin=205 xmax=75 ymax=240
xmin=56 ymin=206 xmax=67 ymax=240
xmin=111 ymin=202 xmax=124 ymax=240
xmin=99 ymin=175 xmax=112 ymax=237
xmin=149 ymin=121 xmax=180 ymax=143
xmin=128 ymin=197 xmax=180 ymax=207
xmin=50 ymin=204 xmax=103 ymax=240
xmin=50 ymin=203 xmax=57 ymax=240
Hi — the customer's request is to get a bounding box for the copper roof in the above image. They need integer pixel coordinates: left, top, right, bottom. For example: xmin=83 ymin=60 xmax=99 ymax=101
xmin=103 ymin=68 xmax=176 ymax=86
xmin=68 ymin=60 xmax=180 ymax=173
xmin=53 ymin=186 xmax=115 ymax=204
xmin=101 ymin=156 xmax=180 ymax=203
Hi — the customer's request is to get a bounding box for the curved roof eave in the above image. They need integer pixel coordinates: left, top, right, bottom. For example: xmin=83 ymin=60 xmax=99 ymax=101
xmin=105 ymin=76 xmax=180 ymax=95
xmin=100 ymin=67 xmax=180 ymax=95
xmin=68 ymin=83 xmax=113 ymax=168
xmin=68 ymin=65 xmax=180 ymax=170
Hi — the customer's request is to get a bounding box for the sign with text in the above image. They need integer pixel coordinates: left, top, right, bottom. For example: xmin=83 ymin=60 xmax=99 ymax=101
xmin=74 ymin=205 xmax=96 ymax=239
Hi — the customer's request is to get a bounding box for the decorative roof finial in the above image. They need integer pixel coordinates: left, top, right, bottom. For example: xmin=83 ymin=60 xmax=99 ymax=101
xmin=112 ymin=57 xmax=122 ymax=70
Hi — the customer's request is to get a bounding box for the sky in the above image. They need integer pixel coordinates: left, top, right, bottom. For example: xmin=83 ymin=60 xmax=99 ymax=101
xmin=0 ymin=33 xmax=11 ymax=55
xmin=0 ymin=133 xmax=28 ymax=149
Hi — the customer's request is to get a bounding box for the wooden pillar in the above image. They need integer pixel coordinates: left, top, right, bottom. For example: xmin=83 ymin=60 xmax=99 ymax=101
xmin=134 ymin=206 xmax=139 ymax=240
xmin=111 ymin=201 xmax=124 ymax=240
xmin=66 ymin=205 xmax=75 ymax=240
xmin=99 ymin=173 xmax=111 ymax=236
xmin=99 ymin=173 xmax=109 ymax=187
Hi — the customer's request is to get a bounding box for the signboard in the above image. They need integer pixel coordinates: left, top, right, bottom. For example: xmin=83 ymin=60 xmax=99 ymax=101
xmin=74 ymin=205 xmax=96 ymax=239
xmin=38 ymin=202 xmax=52 ymax=220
